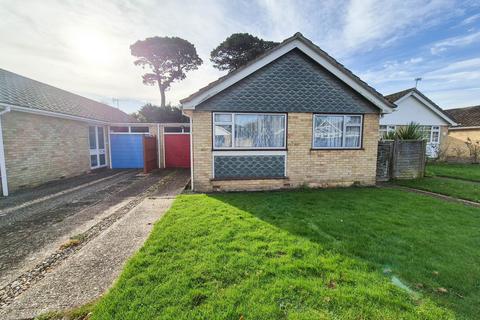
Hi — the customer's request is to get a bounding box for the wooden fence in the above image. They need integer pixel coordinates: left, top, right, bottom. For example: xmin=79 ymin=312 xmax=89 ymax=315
xmin=376 ymin=140 xmax=426 ymax=181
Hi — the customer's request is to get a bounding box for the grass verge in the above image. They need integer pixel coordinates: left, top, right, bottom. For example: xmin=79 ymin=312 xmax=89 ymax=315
xmin=427 ymin=163 xmax=480 ymax=181
xmin=92 ymin=188 xmax=479 ymax=319
xmin=395 ymin=177 xmax=480 ymax=203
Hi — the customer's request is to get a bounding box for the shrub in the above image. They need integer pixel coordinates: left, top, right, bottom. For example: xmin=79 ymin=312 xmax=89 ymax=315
xmin=395 ymin=122 xmax=424 ymax=140
xmin=465 ymin=137 xmax=480 ymax=164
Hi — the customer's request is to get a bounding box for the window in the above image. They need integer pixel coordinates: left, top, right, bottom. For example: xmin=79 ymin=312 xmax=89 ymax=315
xmin=213 ymin=113 xmax=286 ymax=149
xmin=110 ymin=126 xmax=129 ymax=133
xmin=130 ymin=126 xmax=149 ymax=133
xmin=379 ymin=125 xmax=396 ymax=138
xmin=312 ymin=115 xmax=362 ymax=149
xmin=420 ymin=125 xmax=440 ymax=143
xmin=110 ymin=126 xmax=149 ymax=133
xmin=164 ymin=126 xmax=190 ymax=133
xmin=89 ymin=126 xmax=106 ymax=169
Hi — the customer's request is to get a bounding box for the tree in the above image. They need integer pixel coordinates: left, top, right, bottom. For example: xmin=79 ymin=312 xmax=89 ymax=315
xmin=130 ymin=36 xmax=202 ymax=107
xmin=210 ymin=33 xmax=278 ymax=72
xmin=131 ymin=103 xmax=189 ymax=123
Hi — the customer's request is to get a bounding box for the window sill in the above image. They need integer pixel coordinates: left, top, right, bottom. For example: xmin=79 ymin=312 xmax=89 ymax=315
xmin=211 ymin=176 xmax=288 ymax=181
xmin=310 ymin=148 xmax=364 ymax=151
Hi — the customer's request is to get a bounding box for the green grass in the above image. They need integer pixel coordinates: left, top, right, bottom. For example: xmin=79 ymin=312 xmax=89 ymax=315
xmin=92 ymin=188 xmax=480 ymax=320
xmin=427 ymin=163 xmax=480 ymax=181
xmin=35 ymin=300 xmax=96 ymax=319
xmin=395 ymin=177 xmax=480 ymax=203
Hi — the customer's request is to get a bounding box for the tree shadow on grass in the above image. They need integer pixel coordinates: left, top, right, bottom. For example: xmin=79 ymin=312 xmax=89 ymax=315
xmin=207 ymin=187 xmax=480 ymax=319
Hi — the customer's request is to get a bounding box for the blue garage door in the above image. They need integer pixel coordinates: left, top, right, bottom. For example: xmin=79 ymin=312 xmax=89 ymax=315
xmin=110 ymin=134 xmax=144 ymax=169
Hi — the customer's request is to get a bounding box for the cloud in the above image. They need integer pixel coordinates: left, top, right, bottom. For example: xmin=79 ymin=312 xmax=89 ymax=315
xmin=460 ymin=13 xmax=480 ymax=25
xmin=359 ymin=56 xmax=426 ymax=86
xmin=339 ymin=0 xmax=458 ymax=54
xmin=430 ymin=31 xmax=480 ymax=54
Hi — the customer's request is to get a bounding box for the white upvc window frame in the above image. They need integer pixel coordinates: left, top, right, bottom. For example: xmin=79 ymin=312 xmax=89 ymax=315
xmin=89 ymin=125 xmax=107 ymax=169
xmin=109 ymin=126 xmax=150 ymax=134
xmin=430 ymin=125 xmax=440 ymax=144
xmin=312 ymin=114 xmax=363 ymax=149
xmin=419 ymin=125 xmax=440 ymax=144
xmin=212 ymin=112 xmax=287 ymax=150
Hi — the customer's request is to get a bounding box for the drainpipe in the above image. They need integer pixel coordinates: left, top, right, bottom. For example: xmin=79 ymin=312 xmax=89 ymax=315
xmin=0 ymin=106 xmax=11 ymax=196
xmin=188 ymin=115 xmax=194 ymax=191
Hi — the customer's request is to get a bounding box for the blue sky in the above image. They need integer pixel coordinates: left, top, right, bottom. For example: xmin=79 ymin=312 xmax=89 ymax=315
xmin=1 ymin=0 xmax=479 ymax=113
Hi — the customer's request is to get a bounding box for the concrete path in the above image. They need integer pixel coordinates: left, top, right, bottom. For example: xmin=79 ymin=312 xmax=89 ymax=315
xmin=0 ymin=169 xmax=163 ymax=289
xmin=0 ymin=169 xmax=190 ymax=319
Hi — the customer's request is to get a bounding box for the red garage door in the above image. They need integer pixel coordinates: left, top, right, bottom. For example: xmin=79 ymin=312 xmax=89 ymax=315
xmin=164 ymin=133 xmax=191 ymax=168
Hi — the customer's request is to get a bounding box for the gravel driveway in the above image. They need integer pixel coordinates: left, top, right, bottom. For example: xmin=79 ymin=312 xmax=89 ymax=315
xmin=0 ymin=168 xmax=190 ymax=319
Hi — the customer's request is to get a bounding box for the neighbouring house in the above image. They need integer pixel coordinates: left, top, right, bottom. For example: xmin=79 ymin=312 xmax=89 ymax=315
xmin=0 ymin=69 xmax=189 ymax=196
xmin=445 ymin=105 xmax=480 ymax=162
xmin=181 ymin=33 xmax=395 ymax=192
xmin=382 ymin=88 xmax=457 ymax=158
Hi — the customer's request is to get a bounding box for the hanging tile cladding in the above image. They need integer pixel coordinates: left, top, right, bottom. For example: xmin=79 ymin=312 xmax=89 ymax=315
xmin=196 ymin=49 xmax=378 ymax=114
xmin=214 ymin=155 xmax=285 ymax=179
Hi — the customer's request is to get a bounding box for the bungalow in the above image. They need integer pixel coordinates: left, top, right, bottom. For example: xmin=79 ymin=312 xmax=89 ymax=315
xmin=445 ymin=105 xmax=480 ymax=161
xmin=382 ymin=88 xmax=457 ymax=158
xmin=0 ymin=69 xmax=168 ymax=196
xmin=181 ymin=33 xmax=395 ymax=192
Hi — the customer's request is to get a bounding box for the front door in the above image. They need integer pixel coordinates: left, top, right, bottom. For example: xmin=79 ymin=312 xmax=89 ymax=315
xmin=89 ymin=126 xmax=106 ymax=169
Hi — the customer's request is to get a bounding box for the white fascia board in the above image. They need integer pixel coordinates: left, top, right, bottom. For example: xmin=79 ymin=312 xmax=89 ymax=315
xmin=182 ymin=39 xmax=394 ymax=113
xmin=395 ymin=93 xmax=457 ymax=126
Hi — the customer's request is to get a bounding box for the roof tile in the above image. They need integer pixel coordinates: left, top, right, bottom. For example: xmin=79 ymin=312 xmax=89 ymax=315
xmin=0 ymin=69 xmax=134 ymax=123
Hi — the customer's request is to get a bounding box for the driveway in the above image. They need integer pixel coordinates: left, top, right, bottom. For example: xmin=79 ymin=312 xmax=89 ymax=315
xmin=0 ymin=168 xmax=190 ymax=318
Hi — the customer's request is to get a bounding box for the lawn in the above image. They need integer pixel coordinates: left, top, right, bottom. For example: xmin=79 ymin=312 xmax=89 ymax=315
xmin=427 ymin=162 xmax=480 ymax=181
xmin=395 ymin=177 xmax=480 ymax=203
xmin=92 ymin=188 xmax=480 ymax=320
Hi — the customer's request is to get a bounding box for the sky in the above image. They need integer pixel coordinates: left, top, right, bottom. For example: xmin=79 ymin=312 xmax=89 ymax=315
xmin=1 ymin=0 xmax=479 ymax=114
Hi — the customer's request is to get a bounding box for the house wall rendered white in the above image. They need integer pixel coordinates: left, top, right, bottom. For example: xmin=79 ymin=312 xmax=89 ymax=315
xmin=380 ymin=95 xmax=449 ymax=126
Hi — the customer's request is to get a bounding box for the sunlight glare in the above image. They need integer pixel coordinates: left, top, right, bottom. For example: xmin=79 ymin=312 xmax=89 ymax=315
xmin=67 ymin=28 xmax=114 ymax=66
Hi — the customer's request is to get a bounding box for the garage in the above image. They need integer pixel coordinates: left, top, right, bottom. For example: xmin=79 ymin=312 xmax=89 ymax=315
xmin=109 ymin=124 xmax=190 ymax=171
xmin=109 ymin=125 xmax=158 ymax=172
xmin=163 ymin=126 xmax=191 ymax=168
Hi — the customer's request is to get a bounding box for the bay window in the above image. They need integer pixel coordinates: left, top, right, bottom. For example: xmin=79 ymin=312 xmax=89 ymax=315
xmin=312 ymin=114 xmax=363 ymax=149
xmin=213 ymin=113 xmax=286 ymax=149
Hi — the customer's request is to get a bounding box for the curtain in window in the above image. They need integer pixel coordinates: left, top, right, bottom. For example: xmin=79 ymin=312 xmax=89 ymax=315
xmin=234 ymin=114 xmax=285 ymax=148
xmin=345 ymin=126 xmax=361 ymax=147
xmin=214 ymin=125 xmax=232 ymax=147
xmin=313 ymin=116 xmax=343 ymax=147
xmin=345 ymin=116 xmax=361 ymax=147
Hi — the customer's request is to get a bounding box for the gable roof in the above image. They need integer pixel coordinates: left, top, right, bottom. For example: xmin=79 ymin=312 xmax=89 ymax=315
xmin=0 ymin=68 xmax=134 ymax=123
xmin=445 ymin=105 xmax=480 ymax=128
xmin=385 ymin=88 xmax=457 ymax=125
xmin=181 ymin=32 xmax=395 ymax=113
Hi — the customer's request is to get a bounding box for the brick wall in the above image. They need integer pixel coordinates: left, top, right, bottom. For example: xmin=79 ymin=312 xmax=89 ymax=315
xmin=2 ymin=111 xmax=91 ymax=191
xmin=191 ymin=111 xmax=379 ymax=192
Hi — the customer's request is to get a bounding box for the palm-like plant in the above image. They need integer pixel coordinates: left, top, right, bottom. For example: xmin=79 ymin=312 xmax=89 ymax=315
xmin=382 ymin=131 xmax=397 ymax=140
xmin=394 ymin=122 xmax=424 ymax=140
